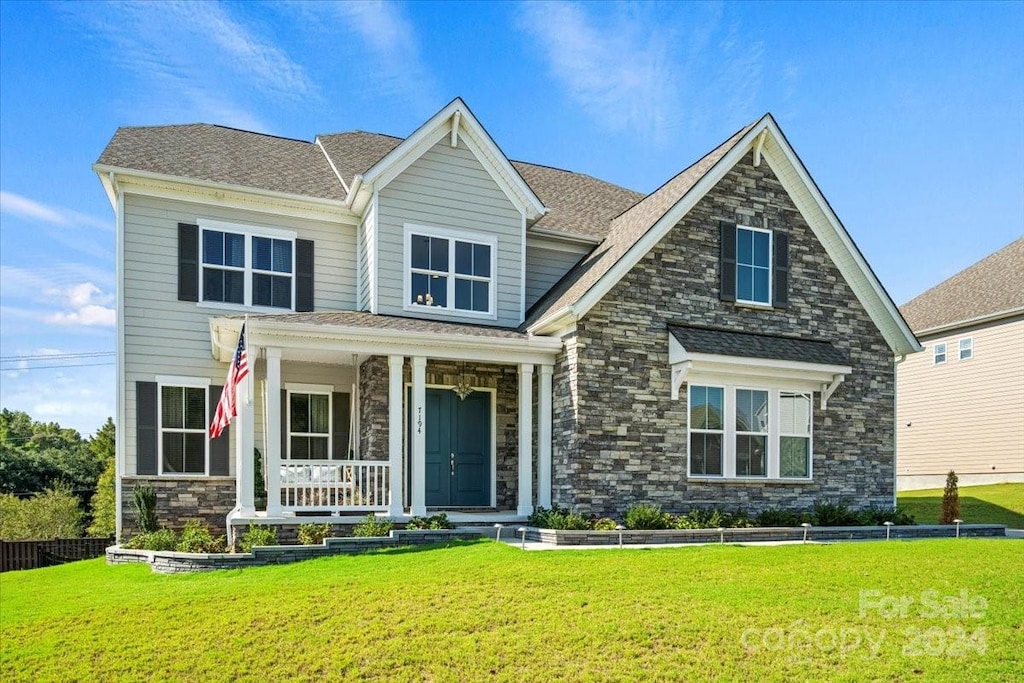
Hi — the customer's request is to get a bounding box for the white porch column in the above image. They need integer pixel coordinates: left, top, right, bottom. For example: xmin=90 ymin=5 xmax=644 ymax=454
xmin=538 ymin=364 xmax=553 ymax=509
xmin=264 ymin=348 xmax=282 ymax=517
xmin=410 ymin=356 xmax=427 ymax=516
xmin=235 ymin=359 xmax=256 ymax=516
xmin=518 ymin=363 xmax=534 ymax=516
xmin=388 ymin=355 xmax=405 ymax=517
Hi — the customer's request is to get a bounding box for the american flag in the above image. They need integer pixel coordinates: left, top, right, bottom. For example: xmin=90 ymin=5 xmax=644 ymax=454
xmin=210 ymin=322 xmax=249 ymax=439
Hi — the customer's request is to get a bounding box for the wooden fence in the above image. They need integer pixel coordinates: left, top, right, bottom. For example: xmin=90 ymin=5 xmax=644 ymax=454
xmin=0 ymin=537 xmax=113 ymax=572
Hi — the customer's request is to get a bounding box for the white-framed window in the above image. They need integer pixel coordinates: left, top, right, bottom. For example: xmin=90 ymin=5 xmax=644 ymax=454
xmin=286 ymin=384 xmax=332 ymax=460
xmin=933 ymin=343 xmax=947 ymax=365
xmin=157 ymin=377 xmax=210 ymax=475
xmin=687 ymin=383 xmax=813 ymax=480
xmin=199 ymin=219 xmax=296 ymax=310
xmin=959 ymin=338 xmax=973 ymax=361
xmin=736 ymin=225 xmax=772 ymax=305
xmin=404 ymin=224 xmax=496 ymax=317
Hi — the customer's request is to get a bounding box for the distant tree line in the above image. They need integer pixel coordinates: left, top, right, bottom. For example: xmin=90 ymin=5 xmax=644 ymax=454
xmin=0 ymin=410 xmax=115 ymax=539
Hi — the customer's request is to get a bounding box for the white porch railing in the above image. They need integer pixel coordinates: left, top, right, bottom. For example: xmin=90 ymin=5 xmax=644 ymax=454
xmin=279 ymin=460 xmax=390 ymax=513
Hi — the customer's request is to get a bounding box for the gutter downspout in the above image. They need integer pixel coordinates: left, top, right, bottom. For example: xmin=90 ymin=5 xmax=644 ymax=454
xmin=893 ymin=354 xmax=907 ymax=506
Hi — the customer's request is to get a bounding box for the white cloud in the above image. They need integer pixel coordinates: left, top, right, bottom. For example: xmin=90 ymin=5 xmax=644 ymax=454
xmin=0 ymin=190 xmax=112 ymax=231
xmin=517 ymin=2 xmax=766 ymax=141
xmin=0 ymin=364 xmax=115 ymax=436
xmin=62 ymin=1 xmax=319 ymax=130
xmin=43 ymin=282 xmax=115 ymax=327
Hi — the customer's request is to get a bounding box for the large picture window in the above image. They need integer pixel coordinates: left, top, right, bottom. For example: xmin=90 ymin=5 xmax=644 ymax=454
xmin=688 ymin=384 xmax=813 ymax=480
xmin=405 ymin=225 xmax=495 ymax=316
xmin=200 ymin=222 xmax=295 ymax=310
xmin=160 ymin=384 xmax=207 ymax=474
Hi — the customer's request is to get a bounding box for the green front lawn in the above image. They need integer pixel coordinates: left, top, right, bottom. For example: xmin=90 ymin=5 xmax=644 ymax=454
xmin=2 ymin=540 xmax=1021 ymax=682
xmin=899 ymin=483 xmax=1024 ymax=528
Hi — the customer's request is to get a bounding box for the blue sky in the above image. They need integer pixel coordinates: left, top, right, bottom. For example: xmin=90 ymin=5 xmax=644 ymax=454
xmin=1 ymin=1 xmax=1022 ymax=436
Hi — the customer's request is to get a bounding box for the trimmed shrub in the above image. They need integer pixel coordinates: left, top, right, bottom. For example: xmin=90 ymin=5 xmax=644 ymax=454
xmin=940 ymin=470 xmax=960 ymax=524
xmin=405 ymin=514 xmax=454 ymax=531
xmin=862 ymin=506 xmax=916 ymax=526
xmin=756 ymin=507 xmax=805 ymax=527
xmin=527 ymin=505 xmax=591 ymax=530
xmin=176 ymin=521 xmax=226 ymax=553
xmin=239 ymin=524 xmax=278 ymax=552
xmin=812 ymin=501 xmax=863 ymax=527
xmin=297 ymin=523 xmax=333 ymax=545
xmin=124 ymin=528 xmax=178 ymax=551
xmin=624 ymin=503 xmax=671 ymax=530
xmin=592 ymin=517 xmax=619 ymax=531
xmin=132 ymin=484 xmax=158 ymax=534
xmin=352 ymin=515 xmax=393 ymax=538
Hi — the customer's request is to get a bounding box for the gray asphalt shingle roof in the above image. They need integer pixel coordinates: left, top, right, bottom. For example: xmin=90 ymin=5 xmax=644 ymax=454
xmin=669 ymin=324 xmax=849 ymax=366
xmin=96 ymin=124 xmax=346 ymax=201
xmin=899 ymin=237 xmax=1024 ymax=332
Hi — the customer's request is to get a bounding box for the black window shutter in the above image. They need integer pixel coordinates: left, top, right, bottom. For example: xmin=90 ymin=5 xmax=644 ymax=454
xmin=719 ymin=221 xmax=737 ymax=302
xmin=178 ymin=223 xmax=199 ymax=302
xmin=773 ymin=232 xmax=790 ymax=309
xmin=136 ymin=381 xmax=158 ymax=475
xmin=332 ymin=393 xmax=352 ymax=459
xmin=208 ymin=385 xmax=230 ymax=475
xmin=295 ymin=239 xmax=314 ymax=312
xmin=281 ymin=390 xmax=289 ymax=459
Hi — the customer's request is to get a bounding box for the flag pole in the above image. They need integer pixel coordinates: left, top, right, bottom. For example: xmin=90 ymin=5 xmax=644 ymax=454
xmin=244 ymin=315 xmax=252 ymax=407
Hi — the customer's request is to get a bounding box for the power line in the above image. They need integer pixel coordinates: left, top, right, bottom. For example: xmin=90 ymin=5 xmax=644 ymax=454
xmin=0 ymin=351 xmax=115 ymax=362
xmin=1 ymin=361 xmax=115 ymax=371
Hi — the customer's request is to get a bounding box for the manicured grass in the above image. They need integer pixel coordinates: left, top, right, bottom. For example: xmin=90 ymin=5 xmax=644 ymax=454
xmin=899 ymin=483 xmax=1024 ymax=528
xmin=2 ymin=540 xmax=1022 ymax=682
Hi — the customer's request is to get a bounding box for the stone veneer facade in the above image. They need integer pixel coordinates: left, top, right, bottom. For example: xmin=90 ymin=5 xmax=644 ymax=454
xmin=120 ymin=477 xmax=236 ymax=537
xmin=550 ymin=151 xmax=895 ymax=517
xmin=359 ymin=356 xmax=522 ymax=510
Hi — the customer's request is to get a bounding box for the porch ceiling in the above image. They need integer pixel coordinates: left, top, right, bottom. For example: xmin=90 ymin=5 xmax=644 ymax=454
xmin=210 ymin=311 xmax=562 ymax=365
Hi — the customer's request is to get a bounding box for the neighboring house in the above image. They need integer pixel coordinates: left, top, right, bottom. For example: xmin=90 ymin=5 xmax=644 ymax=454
xmin=94 ymin=98 xmax=920 ymax=539
xmin=896 ymin=238 xmax=1024 ymax=490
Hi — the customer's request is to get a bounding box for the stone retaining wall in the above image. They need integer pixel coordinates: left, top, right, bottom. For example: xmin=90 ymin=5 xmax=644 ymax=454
xmin=525 ymin=524 xmax=1007 ymax=545
xmin=107 ymin=529 xmax=483 ymax=573
xmin=120 ymin=477 xmax=236 ymax=537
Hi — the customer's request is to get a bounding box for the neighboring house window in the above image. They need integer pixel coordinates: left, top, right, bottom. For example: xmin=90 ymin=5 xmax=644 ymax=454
xmin=405 ymin=225 xmax=496 ymax=316
xmin=736 ymin=226 xmax=772 ymax=305
xmin=688 ymin=385 xmax=724 ymax=476
xmin=688 ymin=384 xmax=813 ymax=479
xmin=933 ymin=343 xmax=947 ymax=365
xmin=160 ymin=384 xmax=207 ymax=474
xmin=199 ymin=223 xmax=295 ymax=310
xmin=959 ymin=338 xmax=973 ymax=361
xmin=287 ymin=390 xmax=331 ymax=460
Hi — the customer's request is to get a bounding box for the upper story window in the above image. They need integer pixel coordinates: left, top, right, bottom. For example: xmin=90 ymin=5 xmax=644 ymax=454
xmin=735 ymin=226 xmax=772 ymax=305
xmin=933 ymin=343 xmax=947 ymax=365
xmin=198 ymin=221 xmax=296 ymax=310
xmin=404 ymin=224 xmax=496 ymax=318
xmin=959 ymin=338 xmax=973 ymax=360
xmin=688 ymin=383 xmax=812 ymax=480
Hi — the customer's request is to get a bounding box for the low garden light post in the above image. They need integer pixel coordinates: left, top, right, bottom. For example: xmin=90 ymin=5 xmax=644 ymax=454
xmin=717 ymin=527 xmax=725 ymax=545
xmin=493 ymin=523 xmax=503 ymax=542
xmin=883 ymin=521 xmax=894 ymax=541
xmin=518 ymin=526 xmax=527 ymax=550
xmin=801 ymin=522 xmax=812 ymax=544
xmin=954 ymin=518 xmax=963 ymax=538
xmin=615 ymin=524 xmax=625 ymax=548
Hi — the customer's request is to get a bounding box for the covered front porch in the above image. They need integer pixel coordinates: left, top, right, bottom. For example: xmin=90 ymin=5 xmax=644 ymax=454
xmin=209 ymin=312 xmax=561 ymax=528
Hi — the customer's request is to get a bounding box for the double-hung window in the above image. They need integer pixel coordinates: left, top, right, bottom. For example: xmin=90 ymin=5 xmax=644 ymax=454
xmin=406 ymin=225 xmax=495 ymax=316
xmin=287 ymin=389 xmax=332 ymax=460
xmin=160 ymin=383 xmax=208 ymax=474
xmin=199 ymin=220 xmax=296 ymax=310
xmin=959 ymin=338 xmax=973 ymax=361
xmin=688 ymin=384 xmax=813 ymax=480
xmin=736 ymin=226 xmax=772 ymax=305
xmin=933 ymin=343 xmax=947 ymax=365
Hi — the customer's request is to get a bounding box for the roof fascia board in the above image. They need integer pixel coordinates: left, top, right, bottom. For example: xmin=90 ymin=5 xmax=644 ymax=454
xmin=570 ymin=118 xmax=769 ymax=320
xmin=527 ymin=226 xmax=603 ymax=246
xmin=95 ymin=165 xmax=359 ymax=225
xmin=361 ymin=98 xmax=546 ymax=220
xmin=913 ymin=306 xmax=1024 ymax=337
xmin=526 ymin=235 xmax=593 ymax=254
xmin=757 ymin=120 xmax=921 ymax=355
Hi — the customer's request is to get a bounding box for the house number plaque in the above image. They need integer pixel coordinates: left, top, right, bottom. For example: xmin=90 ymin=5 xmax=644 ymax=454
xmin=417 ymin=406 xmax=423 ymax=434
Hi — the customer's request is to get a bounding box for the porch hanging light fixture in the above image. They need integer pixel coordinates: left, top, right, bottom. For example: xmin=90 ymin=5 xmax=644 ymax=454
xmin=452 ymin=361 xmax=474 ymax=401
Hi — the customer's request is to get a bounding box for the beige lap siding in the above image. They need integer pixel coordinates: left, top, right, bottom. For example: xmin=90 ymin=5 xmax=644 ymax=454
xmin=897 ymin=316 xmax=1024 ymax=479
xmin=121 ymin=193 xmax=357 ymax=475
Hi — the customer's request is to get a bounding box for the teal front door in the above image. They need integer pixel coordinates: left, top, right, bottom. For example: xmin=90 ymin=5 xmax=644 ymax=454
xmin=410 ymin=388 xmax=491 ymax=507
